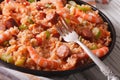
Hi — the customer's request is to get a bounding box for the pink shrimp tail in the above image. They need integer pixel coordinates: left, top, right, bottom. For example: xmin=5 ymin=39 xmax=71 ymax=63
xmin=72 ymin=47 xmax=109 ymax=62
xmin=92 ymin=46 xmax=109 ymax=57
xmin=0 ymin=27 xmax=19 ymax=43
xmin=27 ymin=46 xmax=60 ymax=69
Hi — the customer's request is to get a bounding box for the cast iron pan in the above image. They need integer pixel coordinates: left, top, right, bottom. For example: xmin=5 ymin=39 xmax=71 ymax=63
xmin=0 ymin=0 xmax=116 ymax=77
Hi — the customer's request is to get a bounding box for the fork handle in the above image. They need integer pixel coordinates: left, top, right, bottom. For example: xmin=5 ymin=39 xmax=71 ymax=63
xmin=76 ymin=40 xmax=120 ymax=80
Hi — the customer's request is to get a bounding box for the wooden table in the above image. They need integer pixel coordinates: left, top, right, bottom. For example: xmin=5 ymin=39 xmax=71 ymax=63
xmin=1 ymin=0 xmax=120 ymax=80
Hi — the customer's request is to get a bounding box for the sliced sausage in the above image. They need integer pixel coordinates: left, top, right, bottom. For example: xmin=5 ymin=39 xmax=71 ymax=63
xmin=79 ymin=28 xmax=93 ymax=40
xmin=56 ymin=45 xmax=70 ymax=59
xmin=5 ymin=18 xmax=18 ymax=28
xmin=39 ymin=11 xmax=59 ymax=29
xmin=46 ymin=10 xmax=59 ymax=24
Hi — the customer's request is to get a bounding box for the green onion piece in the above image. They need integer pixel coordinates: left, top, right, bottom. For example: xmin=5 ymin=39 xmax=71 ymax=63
xmin=45 ymin=31 xmax=50 ymax=39
xmin=68 ymin=1 xmax=77 ymax=6
xmin=27 ymin=18 xmax=34 ymax=24
xmin=77 ymin=5 xmax=91 ymax=12
xmin=15 ymin=57 xmax=26 ymax=66
xmin=28 ymin=0 xmax=35 ymax=3
xmin=92 ymin=27 xmax=101 ymax=39
xmin=19 ymin=24 xmax=28 ymax=30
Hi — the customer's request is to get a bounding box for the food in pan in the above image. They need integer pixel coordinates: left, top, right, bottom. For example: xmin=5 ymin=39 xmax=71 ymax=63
xmin=0 ymin=0 xmax=111 ymax=71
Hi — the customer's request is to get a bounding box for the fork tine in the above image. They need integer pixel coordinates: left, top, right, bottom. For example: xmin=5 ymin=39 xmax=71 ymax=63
xmin=59 ymin=17 xmax=72 ymax=32
xmin=55 ymin=16 xmax=73 ymax=37
xmin=58 ymin=20 xmax=69 ymax=34
xmin=56 ymin=22 xmax=64 ymax=36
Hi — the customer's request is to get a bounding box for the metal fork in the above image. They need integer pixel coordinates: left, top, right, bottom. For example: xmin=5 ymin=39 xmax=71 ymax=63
xmin=55 ymin=17 xmax=119 ymax=80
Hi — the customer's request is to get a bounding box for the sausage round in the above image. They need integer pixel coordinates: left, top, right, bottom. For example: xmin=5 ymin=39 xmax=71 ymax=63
xmin=56 ymin=45 xmax=70 ymax=59
xmin=5 ymin=18 xmax=18 ymax=28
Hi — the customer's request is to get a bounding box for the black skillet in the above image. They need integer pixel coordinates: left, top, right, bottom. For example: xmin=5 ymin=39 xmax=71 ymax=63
xmin=0 ymin=0 xmax=116 ymax=77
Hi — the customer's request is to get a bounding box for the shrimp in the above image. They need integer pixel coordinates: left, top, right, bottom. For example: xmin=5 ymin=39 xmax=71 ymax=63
xmin=75 ymin=9 xmax=103 ymax=23
xmin=0 ymin=27 xmax=19 ymax=43
xmin=72 ymin=46 xmax=109 ymax=60
xmin=92 ymin=46 xmax=109 ymax=57
xmin=27 ymin=46 xmax=60 ymax=69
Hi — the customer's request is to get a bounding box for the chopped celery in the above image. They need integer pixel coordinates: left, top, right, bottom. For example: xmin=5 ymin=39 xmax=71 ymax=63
xmin=92 ymin=27 xmax=101 ymax=39
xmin=79 ymin=36 xmax=82 ymax=41
xmin=90 ymin=44 xmax=97 ymax=50
xmin=66 ymin=4 xmax=71 ymax=9
xmin=68 ymin=1 xmax=77 ymax=6
xmin=15 ymin=57 xmax=26 ymax=66
xmin=28 ymin=0 xmax=35 ymax=3
xmin=1 ymin=53 xmax=14 ymax=63
xmin=19 ymin=24 xmax=28 ymax=30
xmin=45 ymin=3 xmax=52 ymax=8
xmin=77 ymin=5 xmax=91 ymax=12
xmin=1 ymin=54 xmax=8 ymax=62
xmin=45 ymin=3 xmax=55 ymax=9
xmin=7 ymin=55 xmax=14 ymax=63
xmin=46 ymin=31 xmax=50 ymax=39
